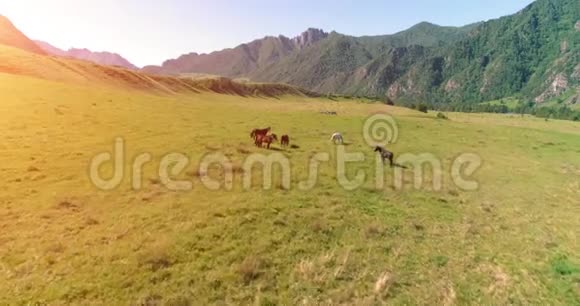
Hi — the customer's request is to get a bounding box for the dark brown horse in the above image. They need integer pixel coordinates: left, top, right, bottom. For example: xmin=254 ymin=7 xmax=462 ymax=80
xmin=281 ymin=135 xmax=290 ymax=147
xmin=256 ymin=134 xmax=278 ymax=149
xmin=374 ymin=146 xmax=394 ymax=166
xmin=250 ymin=127 xmax=271 ymax=145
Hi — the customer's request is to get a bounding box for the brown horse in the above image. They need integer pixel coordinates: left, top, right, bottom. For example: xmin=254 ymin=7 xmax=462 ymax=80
xmin=281 ymin=135 xmax=290 ymax=147
xmin=256 ymin=134 xmax=278 ymax=149
xmin=250 ymin=127 xmax=271 ymax=142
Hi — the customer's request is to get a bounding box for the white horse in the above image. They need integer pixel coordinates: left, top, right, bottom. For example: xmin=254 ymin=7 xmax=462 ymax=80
xmin=330 ymin=132 xmax=344 ymax=144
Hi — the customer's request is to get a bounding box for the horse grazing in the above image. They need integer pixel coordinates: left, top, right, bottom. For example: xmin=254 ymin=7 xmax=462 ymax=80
xmin=250 ymin=127 xmax=271 ymax=141
xmin=374 ymin=146 xmax=394 ymax=166
xmin=319 ymin=111 xmax=338 ymax=115
xmin=281 ymin=135 xmax=290 ymax=147
xmin=256 ymin=134 xmax=278 ymax=149
xmin=330 ymin=132 xmax=344 ymax=144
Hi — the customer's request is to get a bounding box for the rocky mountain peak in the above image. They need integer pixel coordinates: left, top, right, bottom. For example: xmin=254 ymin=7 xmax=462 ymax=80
xmin=292 ymin=28 xmax=328 ymax=49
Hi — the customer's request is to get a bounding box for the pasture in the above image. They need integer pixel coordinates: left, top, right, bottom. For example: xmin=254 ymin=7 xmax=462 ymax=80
xmin=0 ymin=73 xmax=579 ymax=305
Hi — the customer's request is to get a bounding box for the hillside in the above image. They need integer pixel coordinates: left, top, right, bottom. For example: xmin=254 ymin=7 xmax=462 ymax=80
xmin=34 ymin=40 xmax=138 ymax=70
xmin=142 ymin=28 xmax=328 ymax=76
xmin=0 ymin=44 xmax=317 ymax=98
xmin=142 ymin=23 xmax=472 ymax=84
xmin=0 ymin=15 xmax=46 ymax=55
xmin=2 ymin=57 xmax=580 ymax=305
xmin=252 ymin=0 xmax=579 ymax=105
xmin=138 ymin=0 xmax=578 ymax=107
xmin=389 ymin=0 xmax=580 ymax=105
xmin=247 ymin=22 xmax=476 ymax=95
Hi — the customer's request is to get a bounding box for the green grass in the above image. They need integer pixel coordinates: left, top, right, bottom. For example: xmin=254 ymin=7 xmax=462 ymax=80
xmin=480 ymin=97 xmax=522 ymax=110
xmin=540 ymin=89 xmax=580 ymax=110
xmin=1 ymin=73 xmax=579 ymax=305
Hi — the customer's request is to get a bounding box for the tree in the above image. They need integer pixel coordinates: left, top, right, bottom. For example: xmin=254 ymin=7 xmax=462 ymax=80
xmin=384 ymin=96 xmax=395 ymax=106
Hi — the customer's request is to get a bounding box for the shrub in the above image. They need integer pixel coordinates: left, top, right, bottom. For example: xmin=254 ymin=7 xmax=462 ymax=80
xmin=417 ymin=103 xmax=429 ymax=113
xmin=238 ymin=256 xmax=263 ymax=284
xmin=436 ymin=112 xmax=448 ymax=120
xmin=550 ymin=255 xmax=578 ymax=276
xmin=138 ymin=240 xmax=173 ymax=271
xmin=433 ymin=255 xmax=449 ymax=267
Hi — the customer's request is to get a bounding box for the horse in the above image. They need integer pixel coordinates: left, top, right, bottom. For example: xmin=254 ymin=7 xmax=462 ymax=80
xmin=256 ymin=134 xmax=278 ymax=149
xmin=250 ymin=127 xmax=271 ymax=141
xmin=281 ymin=135 xmax=290 ymax=147
xmin=319 ymin=111 xmax=338 ymax=115
xmin=330 ymin=132 xmax=344 ymax=144
xmin=374 ymin=146 xmax=394 ymax=166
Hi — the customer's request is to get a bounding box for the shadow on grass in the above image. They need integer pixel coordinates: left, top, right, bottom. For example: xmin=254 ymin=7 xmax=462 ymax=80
xmin=392 ymin=163 xmax=408 ymax=169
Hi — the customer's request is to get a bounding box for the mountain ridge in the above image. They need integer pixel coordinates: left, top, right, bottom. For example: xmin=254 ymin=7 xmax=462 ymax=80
xmin=138 ymin=0 xmax=578 ymax=106
xmin=141 ymin=28 xmax=329 ymax=76
xmin=34 ymin=40 xmax=138 ymax=70
xmin=0 ymin=15 xmax=46 ymax=55
xmin=2 ymin=0 xmax=578 ymax=106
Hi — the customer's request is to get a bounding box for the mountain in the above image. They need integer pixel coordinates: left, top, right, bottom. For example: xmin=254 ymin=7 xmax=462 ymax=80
xmin=0 ymin=43 xmax=316 ymax=99
xmin=34 ymin=40 xmax=138 ymax=70
xmin=251 ymin=0 xmax=578 ymax=105
xmin=140 ymin=21 xmax=479 ymax=96
xmin=248 ymin=23 xmax=477 ymax=94
xmin=142 ymin=0 xmax=577 ymax=106
xmin=388 ymin=0 xmax=579 ymax=105
xmin=141 ymin=28 xmax=328 ymax=76
xmin=0 ymin=15 xmax=46 ymax=55
xmin=33 ymin=40 xmax=67 ymax=56
xmin=4 ymin=0 xmax=578 ymax=106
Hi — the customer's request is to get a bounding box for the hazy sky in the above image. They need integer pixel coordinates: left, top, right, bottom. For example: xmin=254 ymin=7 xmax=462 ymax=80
xmin=0 ymin=0 xmax=535 ymax=67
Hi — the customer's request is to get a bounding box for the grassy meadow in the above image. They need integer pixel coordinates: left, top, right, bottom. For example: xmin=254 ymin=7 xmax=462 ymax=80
xmin=0 ymin=72 xmax=579 ymax=305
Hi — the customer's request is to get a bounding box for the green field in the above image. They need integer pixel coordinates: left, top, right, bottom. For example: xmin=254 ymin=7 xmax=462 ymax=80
xmin=1 ymin=72 xmax=580 ymax=305
xmin=481 ymin=97 xmax=522 ymax=109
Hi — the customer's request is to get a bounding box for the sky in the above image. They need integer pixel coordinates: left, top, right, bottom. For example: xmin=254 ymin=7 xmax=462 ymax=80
xmin=0 ymin=0 xmax=535 ymax=67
